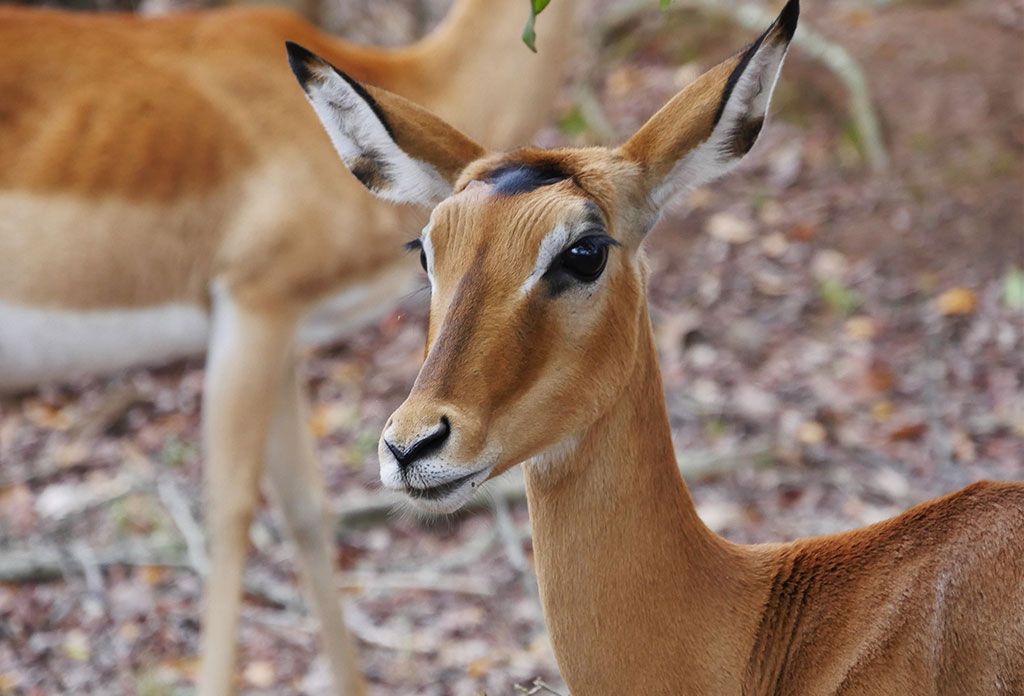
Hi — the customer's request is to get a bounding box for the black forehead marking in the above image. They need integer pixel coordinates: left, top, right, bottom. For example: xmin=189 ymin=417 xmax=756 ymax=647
xmin=482 ymin=161 xmax=572 ymax=196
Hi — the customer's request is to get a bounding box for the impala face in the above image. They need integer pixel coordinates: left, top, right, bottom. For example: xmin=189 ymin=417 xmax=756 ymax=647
xmin=289 ymin=0 xmax=797 ymax=512
xmin=377 ymin=155 xmax=648 ymax=511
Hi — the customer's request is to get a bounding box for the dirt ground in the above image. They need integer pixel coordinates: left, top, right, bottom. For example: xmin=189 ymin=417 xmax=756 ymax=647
xmin=1 ymin=0 xmax=1022 ymax=694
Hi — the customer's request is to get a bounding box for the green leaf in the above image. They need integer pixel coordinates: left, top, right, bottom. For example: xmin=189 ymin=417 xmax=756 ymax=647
xmin=661 ymin=0 xmax=672 ymax=8
xmin=818 ymin=278 xmax=862 ymax=316
xmin=557 ymin=105 xmax=588 ymax=136
xmin=1003 ymin=266 xmax=1024 ymax=311
xmin=522 ymin=0 xmax=553 ymax=53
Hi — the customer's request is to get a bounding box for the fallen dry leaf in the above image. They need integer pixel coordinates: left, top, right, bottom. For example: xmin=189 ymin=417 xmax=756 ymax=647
xmin=797 ymin=421 xmax=827 ymax=445
xmin=936 ymin=287 xmax=977 ymax=316
xmin=243 ymin=661 xmax=276 ymax=689
xmin=139 ymin=565 xmax=167 ymax=587
xmin=866 ymin=359 xmax=896 ymax=393
xmin=466 ymin=656 xmax=494 ymax=678
xmin=844 ymin=315 xmax=877 ymax=340
xmin=889 ymin=422 xmax=929 ymax=442
xmin=870 ymin=401 xmax=894 ymax=423
xmin=787 ymin=220 xmax=818 ymax=242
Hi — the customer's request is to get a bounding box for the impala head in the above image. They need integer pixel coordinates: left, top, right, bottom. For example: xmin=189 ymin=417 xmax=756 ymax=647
xmin=288 ymin=0 xmax=798 ymax=512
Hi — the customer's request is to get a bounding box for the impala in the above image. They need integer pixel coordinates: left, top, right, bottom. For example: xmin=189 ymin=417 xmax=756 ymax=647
xmin=0 ymin=1 xmax=574 ymax=693
xmin=291 ymin=0 xmax=1024 ymax=692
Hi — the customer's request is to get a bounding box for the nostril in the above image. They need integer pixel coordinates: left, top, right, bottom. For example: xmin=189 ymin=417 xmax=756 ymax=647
xmin=386 ymin=417 xmax=452 ymax=470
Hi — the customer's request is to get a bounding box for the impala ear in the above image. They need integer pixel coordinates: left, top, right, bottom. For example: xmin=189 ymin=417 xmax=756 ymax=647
xmin=618 ymin=0 xmax=798 ymax=210
xmin=286 ymin=42 xmax=486 ymax=207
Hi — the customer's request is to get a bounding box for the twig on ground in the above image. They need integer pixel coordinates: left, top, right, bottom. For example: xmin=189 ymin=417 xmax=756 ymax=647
xmin=599 ymin=0 xmax=889 ymax=171
xmin=334 ymin=445 xmax=764 ymax=536
xmin=514 ymin=678 xmax=567 ymax=695
xmin=156 ymin=475 xmax=209 ymax=576
xmin=423 ymin=525 xmax=498 ymax=573
xmin=67 ymin=381 xmax=142 ymax=441
xmin=70 ymin=541 xmax=107 ymax=601
xmin=338 ymin=570 xmax=493 ymax=596
xmin=0 ymin=546 xmax=492 ymax=596
xmin=333 ymin=473 xmax=529 ymax=530
xmin=342 ymin=603 xmax=439 ymax=654
xmin=0 ymin=546 xmax=191 ymax=584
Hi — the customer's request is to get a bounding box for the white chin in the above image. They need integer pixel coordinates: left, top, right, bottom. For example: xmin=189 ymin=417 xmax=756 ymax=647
xmin=405 ymin=485 xmax=478 ymax=514
xmin=399 ymin=466 xmax=493 ymax=514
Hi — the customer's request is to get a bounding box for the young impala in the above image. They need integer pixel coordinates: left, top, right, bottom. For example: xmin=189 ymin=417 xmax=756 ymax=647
xmin=0 ymin=1 xmax=574 ymax=693
xmin=291 ymin=0 xmax=1024 ymax=692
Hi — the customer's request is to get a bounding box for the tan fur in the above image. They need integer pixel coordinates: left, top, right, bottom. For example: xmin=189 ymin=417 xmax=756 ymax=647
xmin=308 ymin=3 xmax=1024 ymax=693
xmin=0 ymin=2 xmax=576 ymax=694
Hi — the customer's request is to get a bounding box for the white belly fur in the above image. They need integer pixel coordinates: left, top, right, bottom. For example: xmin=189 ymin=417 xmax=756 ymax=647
xmin=0 ymin=262 xmax=423 ymax=391
xmin=0 ymin=302 xmax=210 ymax=391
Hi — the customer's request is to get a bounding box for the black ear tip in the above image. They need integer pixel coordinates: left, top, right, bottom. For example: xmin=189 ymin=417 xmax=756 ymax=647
xmin=776 ymin=0 xmax=800 ymax=41
xmin=285 ymin=41 xmax=319 ymax=87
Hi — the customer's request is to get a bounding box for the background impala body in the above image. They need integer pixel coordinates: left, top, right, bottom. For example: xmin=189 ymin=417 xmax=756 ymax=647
xmin=0 ymin=1 xmax=575 ymax=693
xmin=291 ymin=0 xmax=1024 ymax=692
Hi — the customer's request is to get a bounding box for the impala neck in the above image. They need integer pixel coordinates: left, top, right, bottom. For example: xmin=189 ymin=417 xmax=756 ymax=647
xmin=523 ymin=303 xmax=768 ymax=693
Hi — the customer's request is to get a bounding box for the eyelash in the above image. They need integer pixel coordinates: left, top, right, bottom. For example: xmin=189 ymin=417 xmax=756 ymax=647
xmin=566 ymin=234 xmax=619 ymax=253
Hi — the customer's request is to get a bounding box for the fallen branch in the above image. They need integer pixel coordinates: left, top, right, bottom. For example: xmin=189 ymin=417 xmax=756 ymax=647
xmin=0 ymin=546 xmax=490 ymax=596
xmin=600 ymin=0 xmax=889 ymax=171
xmin=331 ymin=442 xmax=775 ymax=534
xmin=0 ymin=546 xmax=190 ymax=584
xmin=156 ymin=475 xmax=208 ymax=576
xmin=332 ymin=472 xmax=529 ymax=530
xmin=514 ymin=678 xmax=568 ymax=696
xmin=339 ymin=569 xmax=493 ymax=597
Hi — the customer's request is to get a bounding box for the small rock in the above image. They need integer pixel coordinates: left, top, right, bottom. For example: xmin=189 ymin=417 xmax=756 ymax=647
xmin=760 ymin=231 xmax=789 ymax=258
xmin=688 ymin=344 xmax=718 ymax=369
xmin=691 ymin=378 xmax=724 ymax=408
xmin=707 ymin=211 xmax=755 ymax=244
xmin=734 ymin=384 xmax=779 ymax=419
xmin=243 ymin=661 xmax=276 ymax=689
xmin=811 ymin=248 xmax=849 ymax=281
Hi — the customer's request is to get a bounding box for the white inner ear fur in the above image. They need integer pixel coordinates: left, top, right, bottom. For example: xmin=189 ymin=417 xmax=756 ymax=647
xmin=650 ymin=37 xmax=791 ymax=209
xmin=301 ymin=64 xmax=452 ymax=206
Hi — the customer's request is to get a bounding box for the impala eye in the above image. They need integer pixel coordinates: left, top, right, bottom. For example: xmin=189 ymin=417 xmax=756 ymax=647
xmin=559 ymin=237 xmax=610 ymax=282
xmin=404 ymin=238 xmax=428 ymax=273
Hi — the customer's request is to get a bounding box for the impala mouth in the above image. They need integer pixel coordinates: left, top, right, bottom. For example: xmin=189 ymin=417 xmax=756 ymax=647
xmin=396 ymin=465 xmax=493 ymax=512
xmin=405 ymin=470 xmax=481 ymax=501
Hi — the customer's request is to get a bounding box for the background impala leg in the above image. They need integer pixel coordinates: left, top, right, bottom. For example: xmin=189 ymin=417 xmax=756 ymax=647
xmin=264 ymin=356 xmax=368 ymax=696
xmin=197 ymin=291 xmax=300 ymax=696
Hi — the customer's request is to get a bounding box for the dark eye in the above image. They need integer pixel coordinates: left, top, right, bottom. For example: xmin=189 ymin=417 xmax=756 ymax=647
xmin=559 ymin=237 xmax=609 ymax=282
xmin=419 ymin=248 xmax=428 ymax=272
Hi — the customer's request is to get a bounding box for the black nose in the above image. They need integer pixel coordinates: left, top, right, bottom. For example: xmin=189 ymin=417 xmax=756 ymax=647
xmin=385 ymin=417 xmax=451 ymax=470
